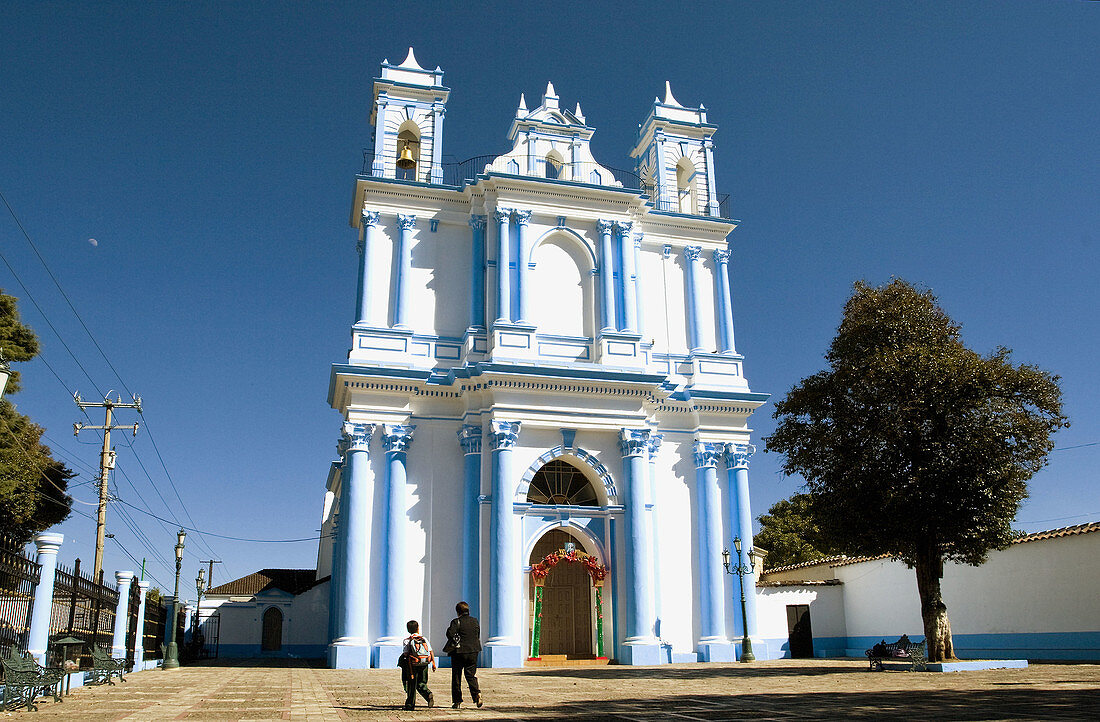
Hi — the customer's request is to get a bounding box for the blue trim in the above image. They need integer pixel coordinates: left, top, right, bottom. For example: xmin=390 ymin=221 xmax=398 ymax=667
xmin=217 ymin=643 xmax=326 ymax=659
xmin=686 ymin=388 xmax=771 ymax=403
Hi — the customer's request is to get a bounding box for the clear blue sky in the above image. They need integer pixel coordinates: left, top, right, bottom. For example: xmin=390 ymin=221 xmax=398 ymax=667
xmin=1 ymin=2 xmax=1096 ymax=594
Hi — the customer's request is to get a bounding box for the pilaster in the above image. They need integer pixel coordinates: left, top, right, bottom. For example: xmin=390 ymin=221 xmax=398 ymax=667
xmin=713 ymin=249 xmax=736 ymax=354
xmin=373 ymin=423 xmax=415 ymax=668
xmin=111 ymin=571 xmax=135 ymax=657
xmin=356 ymin=210 xmax=380 ymax=326
xmin=618 ymin=428 xmax=660 ymax=665
xmin=134 ymin=580 xmax=150 ymax=668
xmin=724 ymin=443 xmax=759 ymax=640
xmin=486 ymin=420 xmax=522 ymax=667
xmin=597 ymin=219 xmax=615 ymax=331
xmin=615 ymin=221 xmax=636 ymax=333
xmin=392 ymin=214 xmax=416 ymax=329
xmin=694 ymin=442 xmax=733 ymax=662
xmin=494 ymin=209 xmax=511 ymax=324
xmin=330 ymin=422 xmax=375 ymax=669
xmin=684 ymin=246 xmax=705 ymax=354
xmin=458 ymin=425 xmax=483 ymax=617
xmin=27 ymin=533 xmax=63 ymax=664
xmin=513 ymin=210 xmax=532 ymax=324
xmin=469 ymin=215 xmax=487 ymax=329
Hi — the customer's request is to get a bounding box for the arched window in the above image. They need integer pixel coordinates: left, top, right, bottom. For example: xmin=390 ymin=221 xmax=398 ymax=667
xmin=530 ymin=233 xmax=594 ymax=337
xmin=545 ymin=150 xmax=565 ymax=179
xmin=396 ymin=123 xmax=421 ymax=181
xmin=527 ymin=460 xmax=598 ymax=506
xmin=676 ymin=158 xmax=698 ymax=214
xmin=261 ymin=607 xmax=283 ymax=651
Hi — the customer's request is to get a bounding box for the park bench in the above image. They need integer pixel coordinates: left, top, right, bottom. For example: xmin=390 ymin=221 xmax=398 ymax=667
xmin=1 ymin=651 xmax=63 ymax=711
xmin=89 ymin=645 xmax=127 ymax=685
xmin=866 ymin=637 xmax=927 ymax=671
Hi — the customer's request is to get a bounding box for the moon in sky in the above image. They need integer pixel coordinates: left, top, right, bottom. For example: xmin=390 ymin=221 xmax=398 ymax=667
xmin=88 ymin=238 xmax=98 ymax=247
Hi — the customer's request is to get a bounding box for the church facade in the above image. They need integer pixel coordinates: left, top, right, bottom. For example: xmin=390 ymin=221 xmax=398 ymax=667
xmin=318 ymin=49 xmax=769 ymax=669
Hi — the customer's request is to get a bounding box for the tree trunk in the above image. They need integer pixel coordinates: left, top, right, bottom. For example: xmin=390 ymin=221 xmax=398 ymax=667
xmin=914 ymin=552 xmax=954 ymax=661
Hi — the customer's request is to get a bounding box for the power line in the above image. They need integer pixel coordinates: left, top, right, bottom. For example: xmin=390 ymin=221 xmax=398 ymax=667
xmin=114 ymin=498 xmax=332 ymax=543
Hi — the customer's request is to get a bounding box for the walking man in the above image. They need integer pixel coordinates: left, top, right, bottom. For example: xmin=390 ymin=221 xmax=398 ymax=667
xmin=444 ymin=601 xmax=483 ymax=709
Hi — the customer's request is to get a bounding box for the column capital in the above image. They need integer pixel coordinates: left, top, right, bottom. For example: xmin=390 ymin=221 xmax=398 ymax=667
xmin=713 ymin=249 xmax=731 ymax=265
xmin=115 ymin=571 xmax=135 ymax=586
xmin=613 ymin=220 xmax=633 ymax=237
xmin=469 ymin=214 xmax=487 ymax=231
xmin=136 ymin=580 xmax=151 ymax=592
xmin=341 ymin=422 xmax=375 ymax=453
xmin=488 ymin=420 xmax=521 ymax=451
xmin=596 ymin=219 xmax=614 ymax=235
xmin=360 ymin=209 xmax=381 ymax=227
xmin=724 ymin=443 xmax=756 ymax=469
xmin=458 ymin=425 xmax=483 ymax=454
xmin=633 ymin=232 xmax=644 ymax=249
xmin=684 ymin=245 xmax=703 ymax=262
xmin=381 ymin=424 xmax=416 ymax=453
xmin=396 ymin=214 xmax=417 ymax=230
xmin=619 ymin=428 xmax=651 ymax=458
xmin=647 ymin=433 xmax=664 ymax=458
xmin=693 ymin=441 xmax=722 ymax=469
xmin=511 ymin=209 xmax=532 ymax=226
xmin=492 ymin=208 xmax=511 ymax=224
xmin=33 ymin=533 xmax=63 ymax=556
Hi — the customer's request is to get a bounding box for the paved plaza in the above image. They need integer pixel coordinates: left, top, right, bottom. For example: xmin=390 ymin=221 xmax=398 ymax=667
xmin=9 ymin=658 xmax=1099 ymax=721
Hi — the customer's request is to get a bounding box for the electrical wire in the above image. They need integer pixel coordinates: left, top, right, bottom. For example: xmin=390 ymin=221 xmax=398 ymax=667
xmin=114 ymin=498 xmax=333 ymax=543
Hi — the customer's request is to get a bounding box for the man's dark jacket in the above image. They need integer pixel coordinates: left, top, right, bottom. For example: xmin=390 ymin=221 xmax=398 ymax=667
xmin=446 ymin=614 xmax=482 ymax=654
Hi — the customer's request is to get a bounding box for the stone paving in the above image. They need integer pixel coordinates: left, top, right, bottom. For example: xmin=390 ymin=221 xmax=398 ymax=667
xmin=7 ymin=658 xmax=1100 ymax=721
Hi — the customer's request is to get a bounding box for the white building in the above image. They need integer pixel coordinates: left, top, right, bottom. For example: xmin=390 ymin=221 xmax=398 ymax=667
xmin=207 ymin=49 xmax=768 ymax=669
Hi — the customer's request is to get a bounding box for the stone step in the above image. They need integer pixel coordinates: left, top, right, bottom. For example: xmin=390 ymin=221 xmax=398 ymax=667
xmin=525 ymin=655 xmax=612 ymax=667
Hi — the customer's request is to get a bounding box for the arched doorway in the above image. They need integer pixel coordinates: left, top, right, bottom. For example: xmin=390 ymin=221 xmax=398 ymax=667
xmin=529 ymin=530 xmax=592 ymax=657
xmin=261 ymin=607 xmax=283 ymax=652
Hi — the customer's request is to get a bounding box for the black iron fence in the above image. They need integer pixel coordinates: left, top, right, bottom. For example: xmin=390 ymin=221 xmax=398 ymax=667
xmin=143 ymin=598 xmax=165 ymax=660
xmin=48 ymin=559 xmax=118 ymax=668
xmin=0 ymin=535 xmax=40 ymax=658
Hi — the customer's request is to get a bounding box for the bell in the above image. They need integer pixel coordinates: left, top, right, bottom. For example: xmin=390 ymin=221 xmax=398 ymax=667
xmin=396 ymin=144 xmax=416 ymax=170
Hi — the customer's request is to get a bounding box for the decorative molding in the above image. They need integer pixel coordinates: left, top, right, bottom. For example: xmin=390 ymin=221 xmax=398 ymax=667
xmin=492 ymin=208 xmax=511 ymax=224
xmin=633 ymin=232 xmax=644 ymax=249
xmin=693 ymin=441 xmax=722 ymax=468
xmin=396 ymin=214 xmax=417 ymax=230
xmin=488 ymin=420 xmax=522 ymax=451
xmin=468 ymin=214 xmax=487 ymax=231
xmin=511 ymin=209 xmax=532 ymax=226
xmin=618 ymin=428 xmax=651 ymax=458
xmin=662 ymin=244 xmax=673 ymax=258
xmin=724 ymin=442 xmax=756 ymax=469
xmin=613 ymin=220 xmax=633 ymax=237
xmin=713 ymin=249 xmax=731 ymax=265
xmin=684 ymin=245 xmax=703 ymax=262
xmin=341 ymin=422 xmax=375 ymax=453
xmin=595 ymin=219 xmax=614 ymax=235
xmin=381 ymin=423 xmax=416 ymax=453
xmin=647 ymin=433 xmax=664 ymax=458
xmin=360 ymin=210 xmax=381 ymax=227
xmin=516 ymin=444 xmax=617 ymax=503
xmin=458 ymin=424 xmax=483 ymax=454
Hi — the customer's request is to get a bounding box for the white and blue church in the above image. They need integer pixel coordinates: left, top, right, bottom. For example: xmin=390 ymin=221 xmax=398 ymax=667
xmin=206 ymin=49 xmax=770 ymax=669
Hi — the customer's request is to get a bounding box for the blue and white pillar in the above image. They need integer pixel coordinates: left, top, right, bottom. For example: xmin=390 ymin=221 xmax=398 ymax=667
xmin=330 ymin=422 xmax=374 ymax=669
xmin=713 ymin=249 xmax=737 ymax=355
xmin=485 ymin=420 xmax=522 ymax=667
xmin=430 ymin=102 xmax=445 ymax=184
xmin=469 ymin=215 xmax=487 ymax=328
xmin=373 ymin=423 xmax=415 ymax=668
xmin=724 ymin=443 xmax=759 ymax=643
xmin=372 ymin=96 xmax=387 ymax=176
xmin=684 ymin=246 xmax=705 ymax=353
xmin=458 ymin=425 xmax=483 ymax=617
xmin=703 ymin=137 xmax=720 ymax=216
xmin=633 ymin=233 xmax=646 ymax=337
xmin=597 ymin=219 xmax=615 ymax=332
xmin=27 ymin=533 xmax=63 ymax=664
xmin=647 ymin=433 xmax=664 ymax=647
xmin=111 ymin=570 xmax=135 ymax=657
xmin=615 ymin=221 xmax=636 ymax=333
xmin=393 ymin=215 xmax=416 ymax=328
xmin=619 ymin=429 xmax=660 ymax=664
xmin=493 ymin=209 xmax=511 ymax=324
xmin=513 ymin=210 xmax=532 ymax=324
xmin=134 ymin=580 xmax=150 ymax=668
xmin=694 ymin=443 xmax=733 ymax=662
xmin=356 ymin=210 xmax=380 ymax=325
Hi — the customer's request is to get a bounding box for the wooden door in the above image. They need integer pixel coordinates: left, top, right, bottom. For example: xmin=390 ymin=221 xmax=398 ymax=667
xmin=261 ymin=607 xmax=283 ymax=651
xmin=530 ymin=530 xmax=593 ymax=656
xmin=786 ymin=604 xmax=814 ymax=658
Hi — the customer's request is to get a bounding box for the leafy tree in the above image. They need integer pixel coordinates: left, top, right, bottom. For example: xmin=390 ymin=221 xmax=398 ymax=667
xmin=755 ymin=493 xmax=840 ymax=568
xmin=766 ymin=279 xmax=1066 ymax=661
xmin=145 ymin=587 xmax=163 ymax=606
xmin=0 ymin=290 xmax=73 ymax=542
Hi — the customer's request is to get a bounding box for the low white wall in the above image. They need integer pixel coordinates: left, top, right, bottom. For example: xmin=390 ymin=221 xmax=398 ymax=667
xmin=756 ymin=584 xmax=847 ymax=658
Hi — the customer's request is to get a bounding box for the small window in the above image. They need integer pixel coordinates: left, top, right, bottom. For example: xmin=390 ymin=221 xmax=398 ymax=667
xmin=527 ymin=460 xmax=598 ymax=506
xmin=545 ymin=151 xmax=565 ymax=179
xmin=676 ymin=158 xmax=699 ymax=214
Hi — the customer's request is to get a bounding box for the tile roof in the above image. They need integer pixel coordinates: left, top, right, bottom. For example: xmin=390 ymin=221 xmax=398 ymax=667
xmin=206 ymin=569 xmax=319 ymax=596
xmin=762 ymin=555 xmax=851 ymax=574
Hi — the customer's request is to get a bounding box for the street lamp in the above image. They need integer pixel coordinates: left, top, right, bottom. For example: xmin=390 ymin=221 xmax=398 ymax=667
xmin=722 ymin=536 xmax=756 ymax=663
xmin=194 ymin=568 xmax=207 ymax=658
xmin=0 ymin=349 xmax=11 ymax=400
xmin=163 ymin=528 xmax=186 ymax=670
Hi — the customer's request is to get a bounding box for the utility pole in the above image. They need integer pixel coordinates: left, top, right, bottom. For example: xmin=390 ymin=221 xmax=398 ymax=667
xmin=199 ymin=559 xmax=222 ymax=587
xmin=74 ymin=392 xmax=141 ymax=579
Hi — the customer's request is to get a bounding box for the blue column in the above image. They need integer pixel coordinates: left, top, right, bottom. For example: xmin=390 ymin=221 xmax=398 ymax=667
xmin=513 ymin=210 xmax=532 ymax=324
xmin=633 ymin=233 xmax=646 ymax=337
xmin=619 ymin=429 xmax=660 ymax=664
xmin=330 ymin=423 xmax=374 ymax=669
xmin=683 ymin=246 xmax=705 ymax=353
xmin=469 ymin=215 xmax=487 ymax=328
xmin=597 ymin=219 xmax=615 ymax=331
xmin=694 ymin=443 xmax=733 ymax=662
xmin=647 ymin=433 xmax=664 ymax=648
xmin=393 ymin=215 xmax=416 ymax=328
xmin=356 ymin=211 xmax=380 ymax=325
xmin=27 ymin=533 xmax=63 ymax=664
xmin=485 ymin=420 xmax=522 ymax=667
xmin=724 ymin=443 xmax=759 ymax=641
xmin=111 ymin=570 xmax=135 ymax=657
xmin=493 ymin=209 xmax=511 ymax=324
xmin=615 ymin=221 xmax=636 ymax=333
xmin=373 ymin=423 xmax=414 ymax=668
xmin=458 ymin=425 xmax=483 ymax=617
xmin=372 ymin=97 xmax=387 ymax=176
xmin=134 ymin=580 xmax=150 ymax=668
xmin=430 ymin=102 xmax=445 ymax=184
xmin=703 ymin=137 xmax=720 ymax=216
xmin=713 ymin=249 xmax=736 ymax=354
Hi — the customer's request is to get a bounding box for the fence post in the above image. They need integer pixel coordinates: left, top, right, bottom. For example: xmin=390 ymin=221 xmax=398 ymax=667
xmin=27 ymin=533 xmax=64 ymax=664
xmin=134 ymin=580 xmax=150 ymax=669
xmin=111 ymin=571 xmax=135 ymax=657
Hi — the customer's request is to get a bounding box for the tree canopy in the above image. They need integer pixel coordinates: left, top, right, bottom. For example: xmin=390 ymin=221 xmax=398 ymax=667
xmin=766 ymin=279 xmax=1066 ymax=660
xmin=755 ymin=493 xmax=840 ymax=569
xmin=0 ymin=290 xmax=73 ymax=542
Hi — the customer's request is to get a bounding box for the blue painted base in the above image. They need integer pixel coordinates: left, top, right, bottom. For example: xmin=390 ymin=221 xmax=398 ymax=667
xmin=218 ymin=643 xmax=328 ymax=660
xmin=372 ymin=643 xmax=403 ymax=669
xmin=927 ymin=660 xmax=1029 ymax=672
xmin=329 ymin=643 xmax=371 ymax=669
xmin=483 ymin=644 xmax=523 ymax=668
xmin=698 ymin=642 xmax=734 ymax=663
xmin=620 ymin=643 xmax=662 ymax=666
xmin=671 ymin=651 xmax=699 ymax=664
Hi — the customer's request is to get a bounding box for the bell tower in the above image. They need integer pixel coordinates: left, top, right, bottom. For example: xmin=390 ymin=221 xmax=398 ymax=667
xmin=630 ymin=82 xmax=720 ymax=217
xmin=368 ymin=48 xmax=449 ymax=184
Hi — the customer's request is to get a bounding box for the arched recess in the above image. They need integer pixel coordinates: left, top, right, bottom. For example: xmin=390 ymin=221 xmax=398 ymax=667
xmin=395 ymin=119 xmax=422 ymax=181
xmin=529 ymin=230 xmax=596 ymax=338
xmin=261 ymin=606 xmax=283 ymax=652
xmin=676 ymin=156 xmax=699 ymax=214
xmin=544 ymin=149 xmax=565 ymax=179
xmin=516 ymin=446 xmax=617 ymax=505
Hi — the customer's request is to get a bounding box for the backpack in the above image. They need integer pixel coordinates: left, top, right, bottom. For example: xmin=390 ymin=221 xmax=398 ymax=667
xmin=405 ymin=635 xmax=431 ymax=667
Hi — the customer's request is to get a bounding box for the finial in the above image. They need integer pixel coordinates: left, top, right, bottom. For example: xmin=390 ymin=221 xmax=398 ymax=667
xmin=574 ymin=102 xmax=585 ymax=122
xmin=544 ymin=81 xmax=557 ymax=99
xmin=662 ymin=81 xmax=682 ymax=107
xmin=399 ymin=47 xmax=424 ymax=70
xmin=518 ymin=93 xmax=527 ymax=112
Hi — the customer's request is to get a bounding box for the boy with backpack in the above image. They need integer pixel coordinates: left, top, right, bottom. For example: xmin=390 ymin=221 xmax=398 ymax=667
xmin=400 ymin=620 xmax=436 ymax=710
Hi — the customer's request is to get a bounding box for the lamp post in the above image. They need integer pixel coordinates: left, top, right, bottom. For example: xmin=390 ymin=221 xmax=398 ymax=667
xmin=722 ymin=536 xmax=756 ymax=662
xmin=163 ymin=528 xmax=186 ymax=670
xmin=194 ymin=568 xmax=206 ymax=658
xmin=0 ymin=349 xmax=11 ymax=400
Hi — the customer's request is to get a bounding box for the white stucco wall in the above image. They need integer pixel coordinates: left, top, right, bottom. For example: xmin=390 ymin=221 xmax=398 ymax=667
xmin=756 ymin=584 xmax=847 ymax=657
